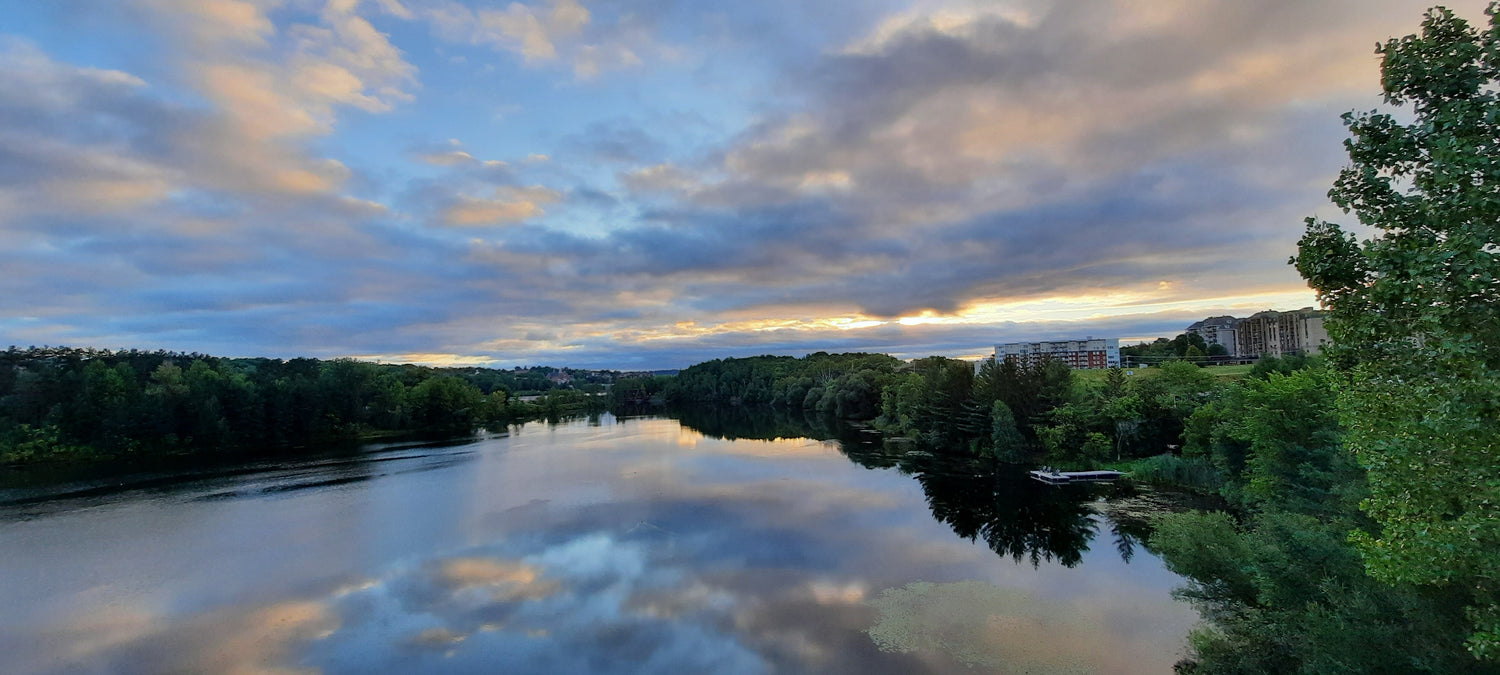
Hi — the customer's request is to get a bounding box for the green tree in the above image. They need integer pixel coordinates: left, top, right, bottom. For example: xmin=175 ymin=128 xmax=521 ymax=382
xmin=1035 ymin=402 xmax=1098 ymax=464
xmin=407 ymin=376 xmax=483 ymax=434
xmin=1293 ymin=5 xmax=1500 ymax=658
xmin=988 ymin=400 xmax=1026 ymax=462
xmin=1154 ymin=509 xmax=1485 ymax=675
xmin=1131 ymin=360 xmax=1217 ymax=455
xmin=1102 ymin=366 xmax=1128 ymax=398
xmin=1081 ymin=432 xmax=1112 ymax=463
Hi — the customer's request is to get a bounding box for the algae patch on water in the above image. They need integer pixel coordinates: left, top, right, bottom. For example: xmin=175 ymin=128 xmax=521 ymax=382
xmin=865 ymin=580 xmax=1092 ymax=673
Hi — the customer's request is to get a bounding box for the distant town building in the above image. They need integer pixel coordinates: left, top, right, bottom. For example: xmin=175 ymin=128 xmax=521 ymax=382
xmin=1233 ymin=308 xmax=1328 ymax=359
xmin=993 ymin=337 xmax=1121 ymax=370
xmin=1181 ymin=308 xmax=1327 ymax=359
xmin=1186 ymin=315 xmax=1240 ymax=355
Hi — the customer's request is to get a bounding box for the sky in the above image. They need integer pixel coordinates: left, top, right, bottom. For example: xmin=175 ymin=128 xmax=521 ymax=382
xmin=0 ymin=0 xmax=1485 ymax=370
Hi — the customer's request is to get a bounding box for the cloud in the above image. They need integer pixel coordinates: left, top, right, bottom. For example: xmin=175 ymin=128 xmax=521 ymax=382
xmin=155 ymin=0 xmax=417 ymax=139
xmin=437 ymin=557 xmax=560 ymax=601
xmin=9 ymin=600 xmax=340 ymax=674
xmin=0 ymin=41 xmax=176 ymax=221
xmin=442 ymin=186 xmax=561 ymax=226
xmin=412 ymin=0 xmax=674 ymax=79
xmin=469 ymin=0 xmax=1454 ymax=335
xmin=562 ymin=118 xmax=668 ymax=163
xmin=409 ymin=141 xmax=525 ymax=190
xmin=124 ymin=0 xmax=420 ymax=198
xmin=418 ymin=0 xmax=590 ymax=62
xmin=573 ymin=43 xmax=642 ymax=79
xmin=620 ymin=164 xmax=700 ymax=194
xmin=4 ymin=0 xmax=1486 ymax=368
xmin=139 ymin=0 xmax=276 ymax=47
xmin=0 ymin=30 xmax=453 ymax=360
xmin=419 ymin=149 xmax=480 ymax=166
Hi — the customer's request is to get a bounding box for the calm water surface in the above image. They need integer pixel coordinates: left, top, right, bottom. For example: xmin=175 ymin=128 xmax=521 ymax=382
xmin=0 ymin=415 xmax=1198 ymax=674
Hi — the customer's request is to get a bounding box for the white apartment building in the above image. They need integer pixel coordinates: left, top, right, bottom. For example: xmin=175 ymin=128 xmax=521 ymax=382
xmin=993 ymin=337 xmax=1121 ymax=370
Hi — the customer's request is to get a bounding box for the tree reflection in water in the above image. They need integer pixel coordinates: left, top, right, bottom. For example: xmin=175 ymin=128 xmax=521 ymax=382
xmin=672 ymin=406 xmax=1145 ymax=570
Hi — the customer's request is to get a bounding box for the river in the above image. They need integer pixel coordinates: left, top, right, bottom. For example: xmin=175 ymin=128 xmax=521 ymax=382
xmin=0 ymin=414 xmax=1199 ymax=674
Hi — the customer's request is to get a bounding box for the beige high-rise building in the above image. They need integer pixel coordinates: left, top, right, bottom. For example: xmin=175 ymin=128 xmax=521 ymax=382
xmin=1232 ymin=308 xmax=1329 ymax=358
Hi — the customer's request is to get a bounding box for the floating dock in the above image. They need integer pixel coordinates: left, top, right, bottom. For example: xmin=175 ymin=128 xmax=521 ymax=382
xmin=1029 ymin=469 xmax=1124 ymax=484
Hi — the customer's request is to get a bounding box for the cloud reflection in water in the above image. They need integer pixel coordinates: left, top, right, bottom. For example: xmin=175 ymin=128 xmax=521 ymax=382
xmin=1 ymin=416 xmax=1196 ymax=674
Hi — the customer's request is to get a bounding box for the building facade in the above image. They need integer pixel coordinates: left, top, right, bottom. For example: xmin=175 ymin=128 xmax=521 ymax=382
xmin=993 ymin=338 xmax=1121 ymax=370
xmin=1233 ymin=308 xmax=1328 ymax=358
xmin=1186 ymin=315 xmax=1239 ymax=355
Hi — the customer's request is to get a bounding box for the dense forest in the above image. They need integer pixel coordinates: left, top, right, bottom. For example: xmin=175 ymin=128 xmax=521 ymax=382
xmin=875 ymin=344 xmax=1309 ymax=462
xmin=663 ymin=351 xmax=903 ymax=417
xmin=1149 ymin=360 xmax=1495 ymax=673
xmin=0 ymin=347 xmax=617 ymax=464
xmin=0 ymin=346 xmax=899 ymax=465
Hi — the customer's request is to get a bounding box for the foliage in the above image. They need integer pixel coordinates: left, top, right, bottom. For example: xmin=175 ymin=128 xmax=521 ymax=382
xmin=609 ymin=375 xmax=673 ymax=409
xmin=1035 ymin=403 xmax=1101 ymax=464
xmin=972 ymin=357 xmax=1073 ymax=428
xmin=0 ymin=347 xmax=613 ymax=464
xmin=407 ymin=376 xmax=482 ymax=433
xmin=988 ymin=401 xmax=1026 ymax=462
xmin=664 ymin=352 xmax=902 ymax=418
xmin=527 ymin=387 xmax=610 ymax=419
xmin=1247 ymin=354 xmax=1316 ymax=379
xmin=879 ymin=356 xmax=1076 ymax=458
xmin=1121 ymin=332 xmax=1209 ymax=364
xmin=881 ymin=356 xmax=978 ymax=444
xmin=1155 ymin=509 xmax=1486 ymax=674
xmin=1126 ymin=361 xmax=1218 ymax=454
xmin=1152 ymin=346 xmax=1488 ymax=671
xmin=0 ymin=424 xmax=97 ymax=464
xmin=1292 ymin=4 xmax=1500 ymax=657
xmin=879 ymin=352 xmax=1241 ymax=469
xmin=1125 ymin=454 xmax=1224 ymax=492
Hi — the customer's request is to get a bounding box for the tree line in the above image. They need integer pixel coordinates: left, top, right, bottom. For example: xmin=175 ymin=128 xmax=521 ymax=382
xmin=1121 ymin=331 xmax=1227 ymax=363
xmin=662 ymin=351 xmax=904 ymax=418
xmin=0 ymin=347 xmax=611 ymax=464
xmin=874 ymin=353 xmax=1293 ymax=466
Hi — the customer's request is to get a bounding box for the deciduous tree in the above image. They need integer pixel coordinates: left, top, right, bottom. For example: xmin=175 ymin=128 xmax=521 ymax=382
xmin=1293 ymin=4 xmax=1500 ymax=658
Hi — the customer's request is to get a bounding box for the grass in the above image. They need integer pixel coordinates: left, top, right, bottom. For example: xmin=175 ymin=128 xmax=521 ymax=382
xmin=1075 ymin=362 xmax=1253 ymax=384
xmin=1204 ymin=363 xmax=1253 ymax=380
